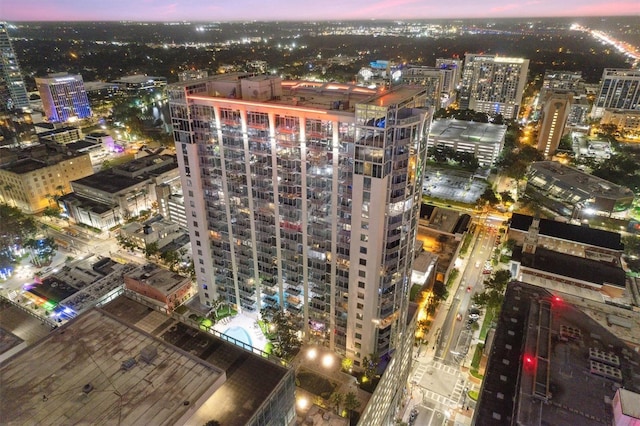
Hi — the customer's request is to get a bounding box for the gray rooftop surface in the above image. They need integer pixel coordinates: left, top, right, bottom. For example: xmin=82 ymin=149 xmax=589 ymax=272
xmin=476 ymin=282 xmax=640 ymax=426
xmin=429 ymin=118 xmax=507 ymax=144
xmin=101 ymin=295 xmax=291 ymax=426
xmin=0 ymin=308 xmax=225 ymax=426
xmin=72 ymin=170 xmax=142 ymax=194
xmin=530 ymin=161 xmax=634 ymax=199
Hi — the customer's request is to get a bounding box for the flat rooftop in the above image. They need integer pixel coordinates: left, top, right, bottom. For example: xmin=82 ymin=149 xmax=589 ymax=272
xmin=178 ymin=74 xmax=428 ymax=113
xmin=429 ymin=119 xmax=507 ymax=144
xmin=529 ymin=161 xmax=634 ymax=200
xmin=512 ymin=245 xmax=627 ymax=288
xmin=72 ymin=170 xmax=142 ymax=194
xmin=102 ymin=295 xmax=292 ymax=426
xmin=113 ymin=74 xmax=166 ymax=84
xmin=126 ymin=264 xmax=189 ymax=296
xmin=510 ymin=213 xmax=623 ymax=250
xmin=0 ymin=308 xmax=225 ymax=425
xmin=1 ymin=157 xmax=47 ymax=174
xmin=476 ymin=282 xmax=640 ymax=426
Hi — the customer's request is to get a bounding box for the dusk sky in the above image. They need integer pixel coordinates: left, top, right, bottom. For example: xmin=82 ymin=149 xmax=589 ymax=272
xmin=2 ymin=0 xmax=639 ymax=22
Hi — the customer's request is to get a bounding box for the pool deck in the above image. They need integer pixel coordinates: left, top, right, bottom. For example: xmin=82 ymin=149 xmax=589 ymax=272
xmin=213 ymin=312 xmax=269 ymax=352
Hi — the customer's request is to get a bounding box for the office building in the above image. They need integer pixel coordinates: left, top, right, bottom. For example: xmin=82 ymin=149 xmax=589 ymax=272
xmin=35 ymin=73 xmax=92 ymax=123
xmin=459 ymin=54 xmax=529 ymax=119
xmin=168 ymin=74 xmax=431 ymax=365
xmin=0 ymin=22 xmax=29 ymax=112
xmin=536 ymin=91 xmax=573 ymax=157
xmin=591 ymin=68 xmax=640 ymax=119
xmin=435 ymin=58 xmax=462 ymax=106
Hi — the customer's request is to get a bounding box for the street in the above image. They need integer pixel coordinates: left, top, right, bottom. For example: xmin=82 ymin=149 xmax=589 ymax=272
xmin=402 ymin=214 xmax=505 ymax=425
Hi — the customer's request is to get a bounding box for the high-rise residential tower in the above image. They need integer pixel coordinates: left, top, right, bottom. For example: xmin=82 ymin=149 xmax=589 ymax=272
xmin=0 ymin=22 xmax=29 ymax=111
xmin=539 ymin=70 xmax=583 ymax=101
xmin=591 ymin=68 xmax=640 ymax=119
xmin=536 ymin=91 xmax=573 ymax=157
xmin=459 ymin=54 xmax=530 ymax=119
xmin=36 ymin=72 xmax=91 ymax=122
xmin=168 ymin=74 xmax=431 ymax=364
xmin=435 ymin=58 xmax=462 ymax=106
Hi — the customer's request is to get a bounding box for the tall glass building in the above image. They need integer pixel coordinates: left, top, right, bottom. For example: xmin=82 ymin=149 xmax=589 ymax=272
xmin=0 ymin=22 xmax=29 ymax=111
xmin=591 ymin=68 xmax=640 ymax=119
xmin=36 ymin=72 xmax=91 ymax=122
xmin=168 ymin=74 xmax=431 ymax=364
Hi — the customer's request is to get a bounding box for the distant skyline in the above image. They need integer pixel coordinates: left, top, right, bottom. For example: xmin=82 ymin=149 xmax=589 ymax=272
xmin=2 ymin=0 xmax=639 ymax=22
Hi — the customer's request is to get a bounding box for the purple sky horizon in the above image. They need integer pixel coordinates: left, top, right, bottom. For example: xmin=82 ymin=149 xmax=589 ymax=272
xmin=2 ymin=0 xmax=639 ymax=22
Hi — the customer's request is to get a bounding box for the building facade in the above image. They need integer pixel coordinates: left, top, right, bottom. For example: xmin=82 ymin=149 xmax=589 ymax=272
xmin=539 ymin=70 xmax=583 ymax=101
xmin=399 ymin=66 xmax=443 ymax=109
xmin=168 ymin=74 xmax=431 ymax=365
xmin=435 ymin=58 xmax=462 ymax=106
xmin=591 ymin=68 xmax=640 ymax=119
xmin=0 ymin=22 xmax=29 ymax=112
xmin=536 ymin=91 xmax=573 ymax=157
xmin=459 ymin=54 xmax=529 ymax=119
xmin=35 ymin=73 xmax=92 ymax=123
xmin=0 ymin=144 xmax=93 ymax=214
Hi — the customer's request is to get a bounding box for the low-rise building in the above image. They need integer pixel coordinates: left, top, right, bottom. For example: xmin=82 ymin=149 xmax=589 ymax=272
xmin=37 ymin=126 xmax=83 ymax=144
xmin=112 ymin=74 xmax=167 ymax=92
xmin=124 ymin=263 xmax=193 ymax=312
xmin=428 ymin=119 xmax=507 ymax=166
xmin=601 ymin=109 xmax=640 ymax=139
xmin=120 ymin=215 xmax=187 ymax=251
xmin=508 ymin=214 xmax=627 ymax=300
xmin=0 ymin=143 xmax=93 ymax=213
xmin=474 ymin=282 xmax=640 ymax=426
xmin=525 ymin=161 xmax=635 ymax=218
xmin=60 ymin=154 xmax=180 ymax=230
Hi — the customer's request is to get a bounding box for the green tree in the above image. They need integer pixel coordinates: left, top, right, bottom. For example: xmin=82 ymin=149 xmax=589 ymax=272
xmin=432 ymin=280 xmax=448 ymax=301
xmin=479 ymin=188 xmax=500 ymax=206
xmin=160 ymin=249 xmax=181 ymax=271
xmin=42 ymin=206 xmax=62 ymax=221
xmin=143 ymin=241 xmax=160 ymax=259
xmin=329 ymin=391 xmax=344 ymax=415
xmin=341 ymin=357 xmax=353 ymax=372
xmin=343 ymin=391 xmax=360 ymax=418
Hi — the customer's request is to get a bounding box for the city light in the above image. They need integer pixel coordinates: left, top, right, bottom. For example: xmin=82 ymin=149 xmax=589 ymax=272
xmin=321 ymin=353 xmax=334 ymax=368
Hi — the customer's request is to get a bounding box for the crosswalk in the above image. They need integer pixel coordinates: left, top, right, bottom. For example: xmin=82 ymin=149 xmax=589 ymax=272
xmin=412 ymin=359 xmax=466 ymax=409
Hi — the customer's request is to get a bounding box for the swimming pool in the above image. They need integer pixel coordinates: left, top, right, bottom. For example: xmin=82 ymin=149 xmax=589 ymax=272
xmin=223 ymin=326 xmax=253 ymax=347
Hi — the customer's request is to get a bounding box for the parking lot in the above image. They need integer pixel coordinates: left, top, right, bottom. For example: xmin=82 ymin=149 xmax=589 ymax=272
xmin=422 ymin=168 xmax=487 ymax=204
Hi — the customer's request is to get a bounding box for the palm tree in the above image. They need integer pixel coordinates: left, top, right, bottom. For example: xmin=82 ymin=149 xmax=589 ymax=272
xmin=329 ymin=392 xmax=344 ymax=415
xmin=343 ymin=391 xmax=360 ymax=419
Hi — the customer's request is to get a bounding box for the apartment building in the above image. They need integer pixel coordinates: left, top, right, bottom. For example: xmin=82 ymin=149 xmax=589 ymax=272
xmin=168 ymin=74 xmax=432 ymax=365
xmin=459 ymin=54 xmax=529 ymax=119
